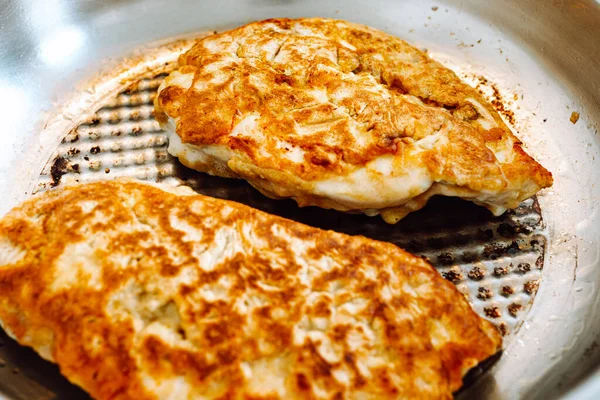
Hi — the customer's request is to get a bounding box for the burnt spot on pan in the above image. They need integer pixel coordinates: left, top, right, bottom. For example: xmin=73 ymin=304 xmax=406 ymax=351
xmin=50 ymin=156 xmax=69 ymax=187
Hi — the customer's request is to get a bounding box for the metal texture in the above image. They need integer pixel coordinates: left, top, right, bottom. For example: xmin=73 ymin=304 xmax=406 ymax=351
xmin=0 ymin=1 xmax=599 ymax=399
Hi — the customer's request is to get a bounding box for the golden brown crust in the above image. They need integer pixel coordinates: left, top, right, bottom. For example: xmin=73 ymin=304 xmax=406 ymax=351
xmin=0 ymin=180 xmax=501 ymax=399
xmin=155 ymin=18 xmax=552 ymax=222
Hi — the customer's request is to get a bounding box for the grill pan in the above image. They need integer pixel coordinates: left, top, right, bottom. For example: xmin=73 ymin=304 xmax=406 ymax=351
xmin=0 ymin=1 xmax=599 ymax=399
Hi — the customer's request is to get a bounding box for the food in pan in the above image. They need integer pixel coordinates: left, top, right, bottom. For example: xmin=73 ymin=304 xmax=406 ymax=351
xmin=0 ymin=180 xmax=501 ymax=399
xmin=155 ymin=17 xmax=553 ymax=223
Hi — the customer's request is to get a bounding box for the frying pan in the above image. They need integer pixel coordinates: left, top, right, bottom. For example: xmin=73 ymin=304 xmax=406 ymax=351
xmin=0 ymin=1 xmax=599 ymax=399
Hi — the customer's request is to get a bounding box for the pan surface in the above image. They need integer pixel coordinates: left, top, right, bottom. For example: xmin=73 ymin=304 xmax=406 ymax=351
xmin=0 ymin=1 xmax=599 ymax=399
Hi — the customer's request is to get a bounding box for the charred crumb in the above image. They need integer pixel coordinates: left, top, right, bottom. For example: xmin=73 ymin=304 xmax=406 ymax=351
xmin=431 ymin=6 xmax=438 ymax=11
xmin=467 ymin=266 xmax=485 ymax=280
xmin=89 ymin=117 xmax=100 ymax=126
xmin=67 ymin=148 xmax=81 ymax=157
xmin=131 ymin=126 xmax=143 ymax=135
xmin=442 ymin=269 xmax=462 ymax=283
xmin=530 ymin=239 xmax=543 ymax=254
xmin=477 ymin=287 xmax=492 ymax=300
xmin=483 ymin=242 xmax=510 ymax=260
xmin=524 ymin=280 xmax=540 ymax=294
xmin=498 ymin=322 xmax=509 ymax=336
xmin=475 ymin=76 xmax=516 ymax=126
xmin=484 ymin=306 xmax=501 ymax=318
xmin=493 ymin=265 xmax=510 ymax=276
xmin=507 ymin=303 xmax=522 ymax=317
xmin=543 ymin=118 xmax=548 ymax=123
xmin=570 ymin=111 xmax=580 ymax=124
xmin=50 ymin=156 xmax=69 ymax=187
xmin=517 ymin=262 xmax=531 ymax=273
xmin=477 ymin=39 xmax=482 ymax=44
xmin=70 ymin=164 xmax=80 ymax=173
xmin=90 ymin=146 xmax=101 ymax=155
xmin=506 ymin=241 xmax=520 ymax=256
xmin=105 ymin=168 xmax=111 ymax=174
xmin=501 ymin=286 xmax=514 ymax=296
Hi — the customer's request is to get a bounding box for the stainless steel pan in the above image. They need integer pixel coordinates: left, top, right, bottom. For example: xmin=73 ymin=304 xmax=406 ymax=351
xmin=0 ymin=1 xmax=599 ymax=399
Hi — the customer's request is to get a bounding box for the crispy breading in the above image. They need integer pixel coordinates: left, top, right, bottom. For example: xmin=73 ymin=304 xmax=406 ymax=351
xmin=155 ymin=18 xmax=552 ymax=223
xmin=0 ymin=180 xmax=501 ymax=399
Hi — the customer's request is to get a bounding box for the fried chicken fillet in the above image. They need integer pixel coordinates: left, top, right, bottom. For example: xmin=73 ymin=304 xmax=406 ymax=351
xmin=155 ymin=18 xmax=552 ymax=223
xmin=0 ymin=180 xmax=501 ymax=399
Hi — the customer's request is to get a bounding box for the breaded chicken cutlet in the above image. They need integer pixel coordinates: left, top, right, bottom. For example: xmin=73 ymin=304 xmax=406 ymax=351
xmin=155 ymin=18 xmax=553 ymax=223
xmin=0 ymin=180 xmax=501 ymax=399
